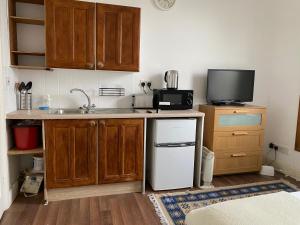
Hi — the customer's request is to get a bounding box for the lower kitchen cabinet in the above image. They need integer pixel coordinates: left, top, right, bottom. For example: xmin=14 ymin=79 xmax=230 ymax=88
xmin=98 ymin=119 xmax=144 ymax=184
xmin=45 ymin=120 xmax=97 ymax=188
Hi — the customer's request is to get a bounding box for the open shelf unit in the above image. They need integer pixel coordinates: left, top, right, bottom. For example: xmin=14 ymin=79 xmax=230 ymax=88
xmin=8 ymin=147 xmax=44 ymax=156
xmin=10 ymin=16 xmax=44 ymax=25
xmin=9 ymin=0 xmax=49 ymax=70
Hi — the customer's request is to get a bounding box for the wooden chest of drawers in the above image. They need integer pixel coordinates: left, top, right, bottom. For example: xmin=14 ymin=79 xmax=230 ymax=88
xmin=199 ymin=105 xmax=266 ymax=175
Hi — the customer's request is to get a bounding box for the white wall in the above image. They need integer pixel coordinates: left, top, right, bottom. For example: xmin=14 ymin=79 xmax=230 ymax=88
xmin=0 ymin=2 xmax=5 ymax=217
xmin=8 ymin=0 xmax=271 ymax=110
xmin=0 ymin=0 xmax=21 ymax=214
xmin=263 ymin=0 xmax=300 ymax=179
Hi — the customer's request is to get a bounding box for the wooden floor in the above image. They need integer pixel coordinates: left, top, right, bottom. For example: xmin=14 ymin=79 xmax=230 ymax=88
xmin=1 ymin=173 xmax=299 ymax=225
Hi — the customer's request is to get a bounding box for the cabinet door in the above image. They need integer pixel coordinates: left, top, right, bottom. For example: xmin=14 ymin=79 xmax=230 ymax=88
xmin=96 ymin=4 xmax=140 ymax=72
xmin=45 ymin=120 xmax=97 ymax=189
xmin=46 ymin=0 xmax=95 ymax=69
xmin=98 ymin=119 xmax=144 ymax=184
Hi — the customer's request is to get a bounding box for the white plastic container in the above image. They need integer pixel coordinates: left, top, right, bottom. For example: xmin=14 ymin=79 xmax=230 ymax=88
xmin=201 ymin=147 xmax=215 ymax=189
xmin=33 ymin=157 xmax=44 ymax=172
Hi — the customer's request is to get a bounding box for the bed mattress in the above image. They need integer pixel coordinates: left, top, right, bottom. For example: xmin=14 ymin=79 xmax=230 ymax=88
xmin=186 ymin=191 xmax=300 ymax=225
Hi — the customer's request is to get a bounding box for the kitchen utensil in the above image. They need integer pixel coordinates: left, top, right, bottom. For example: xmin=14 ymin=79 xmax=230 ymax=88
xmin=19 ymin=82 xmax=25 ymax=92
xmin=19 ymin=82 xmax=27 ymax=110
xmin=25 ymin=81 xmax=32 ymax=91
xmin=164 ymin=70 xmax=179 ymax=89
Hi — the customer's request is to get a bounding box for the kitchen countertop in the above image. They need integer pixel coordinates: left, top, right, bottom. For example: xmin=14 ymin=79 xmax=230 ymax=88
xmin=6 ymin=109 xmax=205 ymax=120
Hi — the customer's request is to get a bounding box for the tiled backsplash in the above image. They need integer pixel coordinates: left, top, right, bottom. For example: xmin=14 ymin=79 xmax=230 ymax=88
xmin=15 ymin=69 xmax=137 ymax=109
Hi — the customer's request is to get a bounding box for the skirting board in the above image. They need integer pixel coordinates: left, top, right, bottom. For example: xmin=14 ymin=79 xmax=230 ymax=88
xmin=46 ymin=181 xmax=142 ymax=202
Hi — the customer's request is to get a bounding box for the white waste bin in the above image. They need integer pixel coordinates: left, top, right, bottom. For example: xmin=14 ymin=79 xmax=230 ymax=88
xmin=201 ymin=147 xmax=215 ymax=189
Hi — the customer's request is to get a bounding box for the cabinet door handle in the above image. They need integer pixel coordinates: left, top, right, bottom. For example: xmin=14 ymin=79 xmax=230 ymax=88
xmin=232 ymin=132 xmax=249 ymax=136
xmin=98 ymin=120 xmax=105 ymax=126
xmin=231 ymin=153 xmax=247 ymax=158
xmin=86 ymin=63 xmax=94 ymax=69
xmin=89 ymin=121 xmax=97 ymax=127
xmin=97 ymin=62 xmax=104 ymax=68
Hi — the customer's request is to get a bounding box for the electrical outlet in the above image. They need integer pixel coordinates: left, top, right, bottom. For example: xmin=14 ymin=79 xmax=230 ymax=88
xmin=139 ymin=80 xmax=147 ymax=88
xmin=269 ymin=142 xmax=289 ymax=155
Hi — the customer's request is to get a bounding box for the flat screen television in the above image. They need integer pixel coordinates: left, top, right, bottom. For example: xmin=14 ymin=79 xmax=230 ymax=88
xmin=206 ymin=69 xmax=255 ymax=105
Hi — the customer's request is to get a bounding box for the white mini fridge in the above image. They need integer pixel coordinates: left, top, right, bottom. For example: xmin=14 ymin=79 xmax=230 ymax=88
xmin=147 ymin=119 xmax=197 ymax=191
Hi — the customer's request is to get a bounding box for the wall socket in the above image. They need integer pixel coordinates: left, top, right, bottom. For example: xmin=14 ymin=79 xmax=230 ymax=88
xmin=269 ymin=142 xmax=290 ymax=155
xmin=139 ymin=80 xmax=151 ymax=87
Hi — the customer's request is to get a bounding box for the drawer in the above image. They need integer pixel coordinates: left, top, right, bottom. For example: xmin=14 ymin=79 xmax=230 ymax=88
xmin=214 ymin=108 xmax=266 ymax=131
xmin=212 ymin=130 xmax=264 ymax=152
xmin=214 ymin=151 xmax=262 ymax=175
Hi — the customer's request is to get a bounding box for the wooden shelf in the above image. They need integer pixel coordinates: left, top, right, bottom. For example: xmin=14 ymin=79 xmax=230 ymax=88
xmin=10 ymin=16 xmax=44 ymax=25
xmin=15 ymin=0 xmax=44 ymax=5
xmin=8 ymin=147 xmax=44 ymax=156
xmin=11 ymin=51 xmax=45 ymax=56
xmin=10 ymin=65 xmax=52 ymax=71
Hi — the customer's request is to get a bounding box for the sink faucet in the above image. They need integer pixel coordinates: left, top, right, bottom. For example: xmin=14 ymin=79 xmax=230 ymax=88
xmin=70 ymin=88 xmax=96 ymax=112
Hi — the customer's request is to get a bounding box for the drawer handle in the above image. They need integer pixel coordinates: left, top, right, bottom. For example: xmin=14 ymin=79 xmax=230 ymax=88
xmin=231 ymin=153 xmax=247 ymax=158
xmin=233 ymin=110 xmax=248 ymax=114
xmin=232 ymin=132 xmax=249 ymax=136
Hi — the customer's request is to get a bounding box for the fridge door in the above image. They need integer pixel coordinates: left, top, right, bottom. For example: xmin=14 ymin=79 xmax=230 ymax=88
xmin=154 ymin=119 xmax=197 ymax=144
xmin=150 ymin=145 xmax=195 ymax=190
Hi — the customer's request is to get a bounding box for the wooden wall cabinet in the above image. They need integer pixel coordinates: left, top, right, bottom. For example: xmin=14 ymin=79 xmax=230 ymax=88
xmin=45 ymin=120 xmax=97 ymax=189
xmin=45 ymin=0 xmax=95 ymax=69
xmin=45 ymin=0 xmax=140 ymax=71
xmin=96 ymin=4 xmax=140 ymax=72
xmin=98 ymin=119 xmax=144 ymax=184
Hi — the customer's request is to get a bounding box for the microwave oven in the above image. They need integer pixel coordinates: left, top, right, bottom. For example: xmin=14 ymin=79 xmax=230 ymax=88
xmin=153 ymin=89 xmax=193 ymax=110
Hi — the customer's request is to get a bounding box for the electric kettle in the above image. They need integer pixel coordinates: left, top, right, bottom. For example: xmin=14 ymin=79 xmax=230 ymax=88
xmin=164 ymin=70 xmax=179 ymax=89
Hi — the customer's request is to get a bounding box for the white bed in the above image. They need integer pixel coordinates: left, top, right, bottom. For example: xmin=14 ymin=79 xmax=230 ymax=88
xmin=186 ymin=191 xmax=300 ymax=225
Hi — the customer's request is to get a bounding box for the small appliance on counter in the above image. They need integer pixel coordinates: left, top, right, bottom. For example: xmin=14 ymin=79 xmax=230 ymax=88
xmin=165 ymin=70 xmax=179 ymax=89
xmin=147 ymin=118 xmax=197 ymax=190
xmin=153 ymin=89 xmax=193 ymax=110
xmin=132 ymin=94 xmax=153 ymax=109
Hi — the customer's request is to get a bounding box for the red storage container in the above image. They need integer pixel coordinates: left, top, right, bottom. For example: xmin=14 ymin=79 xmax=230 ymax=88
xmin=13 ymin=125 xmax=39 ymax=150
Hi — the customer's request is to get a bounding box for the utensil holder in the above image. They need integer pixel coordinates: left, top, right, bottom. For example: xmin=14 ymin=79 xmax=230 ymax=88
xmin=26 ymin=92 xmax=32 ymax=110
xmin=20 ymin=92 xmax=27 ymax=110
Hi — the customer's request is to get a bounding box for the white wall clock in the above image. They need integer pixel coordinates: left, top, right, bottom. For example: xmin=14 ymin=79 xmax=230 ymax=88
xmin=153 ymin=0 xmax=176 ymax=11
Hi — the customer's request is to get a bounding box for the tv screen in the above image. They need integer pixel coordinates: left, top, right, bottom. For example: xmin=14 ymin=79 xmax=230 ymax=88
xmin=207 ymin=69 xmax=255 ymax=104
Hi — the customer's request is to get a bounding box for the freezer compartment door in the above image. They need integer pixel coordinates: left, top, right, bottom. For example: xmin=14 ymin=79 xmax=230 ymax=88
xmin=154 ymin=119 xmax=197 ymax=144
xmin=150 ymin=146 xmax=195 ymax=190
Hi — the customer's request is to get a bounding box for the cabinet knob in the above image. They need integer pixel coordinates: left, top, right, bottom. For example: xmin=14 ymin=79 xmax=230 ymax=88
xmin=90 ymin=121 xmax=97 ymax=127
xmin=86 ymin=63 xmax=94 ymax=69
xmin=97 ymin=62 xmax=104 ymax=68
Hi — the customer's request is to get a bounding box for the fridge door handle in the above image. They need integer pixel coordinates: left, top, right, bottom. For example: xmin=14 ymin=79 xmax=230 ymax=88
xmin=155 ymin=142 xmax=195 ymax=148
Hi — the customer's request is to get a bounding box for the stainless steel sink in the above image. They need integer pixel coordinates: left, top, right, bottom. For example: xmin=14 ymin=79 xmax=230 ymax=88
xmin=51 ymin=108 xmax=89 ymax=115
xmin=94 ymin=108 xmax=137 ymax=114
xmin=50 ymin=108 xmax=137 ymax=115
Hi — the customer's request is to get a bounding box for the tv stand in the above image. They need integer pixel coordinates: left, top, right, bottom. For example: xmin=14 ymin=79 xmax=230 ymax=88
xmin=211 ymin=101 xmax=245 ymax=106
xmin=199 ymin=104 xmax=266 ymax=175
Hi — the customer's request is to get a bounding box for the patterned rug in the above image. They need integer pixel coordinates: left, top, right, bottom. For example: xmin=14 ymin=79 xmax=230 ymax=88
xmin=149 ymin=180 xmax=298 ymax=225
